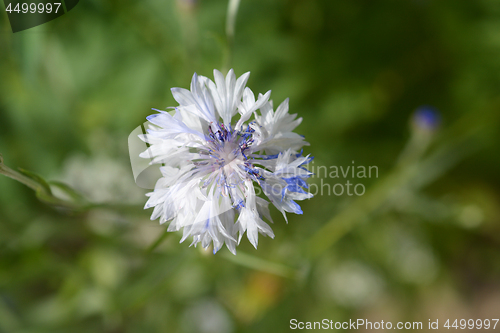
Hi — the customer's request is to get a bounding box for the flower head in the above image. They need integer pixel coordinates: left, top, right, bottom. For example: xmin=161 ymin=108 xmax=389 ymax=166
xmin=412 ymin=105 xmax=441 ymax=131
xmin=140 ymin=69 xmax=313 ymax=254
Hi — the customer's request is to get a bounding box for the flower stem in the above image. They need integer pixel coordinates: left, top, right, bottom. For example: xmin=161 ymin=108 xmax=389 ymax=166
xmin=224 ymin=0 xmax=241 ymax=72
xmin=0 ymin=154 xmax=43 ymax=192
xmin=146 ymin=228 xmax=171 ymax=254
xmin=304 ymin=108 xmax=491 ymax=259
xmin=0 ymin=154 xmax=80 ymax=211
xmin=221 ymin=250 xmax=298 ymax=279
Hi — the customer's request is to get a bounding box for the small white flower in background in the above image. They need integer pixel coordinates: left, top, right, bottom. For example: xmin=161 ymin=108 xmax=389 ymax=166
xmin=60 ymin=153 xmax=146 ymax=204
xmin=140 ymin=69 xmax=313 ymax=254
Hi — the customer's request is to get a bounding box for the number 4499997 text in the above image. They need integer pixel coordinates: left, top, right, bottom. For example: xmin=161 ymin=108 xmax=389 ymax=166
xmin=6 ymin=2 xmax=62 ymax=14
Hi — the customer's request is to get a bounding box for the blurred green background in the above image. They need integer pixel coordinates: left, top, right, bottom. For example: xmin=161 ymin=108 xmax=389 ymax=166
xmin=1 ymin=0 xmax=500 ymax=332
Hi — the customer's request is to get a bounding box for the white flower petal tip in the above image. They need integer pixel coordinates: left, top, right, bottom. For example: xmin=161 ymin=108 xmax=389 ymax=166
xmin=139 ymin=69 xmax=313 ymax=254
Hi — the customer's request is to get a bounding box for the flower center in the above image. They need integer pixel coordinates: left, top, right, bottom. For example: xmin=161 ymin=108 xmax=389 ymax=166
xmin=207 ymin=123 xmax=255 ymax=169
xmin=219 ymin=141 xmax=239 ymax=164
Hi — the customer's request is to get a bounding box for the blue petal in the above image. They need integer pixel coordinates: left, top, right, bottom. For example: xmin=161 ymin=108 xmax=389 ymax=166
xmin=289 ymin=200 xmax=303 ymax=214
xmin=146 ymin=114 xmax=159 ymax=122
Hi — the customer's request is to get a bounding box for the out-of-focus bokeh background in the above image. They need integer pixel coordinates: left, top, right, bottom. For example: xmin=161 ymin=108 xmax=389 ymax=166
xmin=1 ymin=0 xmax=500 ymax=332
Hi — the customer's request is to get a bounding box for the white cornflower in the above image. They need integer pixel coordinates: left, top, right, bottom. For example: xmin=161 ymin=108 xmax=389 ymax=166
xmin=140 ymin=69 xmax=313 ymax=254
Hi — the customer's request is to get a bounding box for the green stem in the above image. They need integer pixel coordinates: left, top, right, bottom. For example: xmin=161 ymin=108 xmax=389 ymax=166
xmin=0 ymin=154 xmax=42 ymax=192
xmin=146 ymin=228 xmax=171 ymax=254
xmin=221 ymin=250 xmax=298 ymax=279
xmin=0 ymin=154 xmax=81 ymax=211
xmin=226 ymin=0 xmax=241 ymax=43
xmin=305 ymin=163 xmax=416 ymax=258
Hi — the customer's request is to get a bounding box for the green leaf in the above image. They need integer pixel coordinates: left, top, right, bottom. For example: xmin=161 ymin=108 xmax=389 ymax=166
xmin=48 ymin=180 xmax=86 ymax=203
